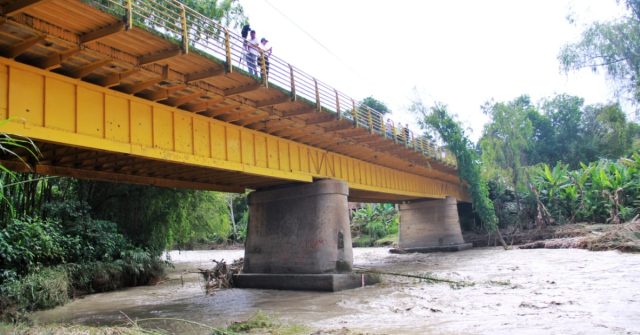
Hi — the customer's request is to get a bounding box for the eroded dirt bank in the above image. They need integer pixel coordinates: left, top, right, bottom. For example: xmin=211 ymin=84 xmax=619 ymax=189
xmin=33 ymin=248 xmax=640 ymax=334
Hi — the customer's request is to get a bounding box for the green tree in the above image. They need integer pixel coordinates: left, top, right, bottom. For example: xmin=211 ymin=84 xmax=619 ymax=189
xmin=79 ymin=181 xmax=233 ymax=253
xmin=360 ymin=96 xmax=391 ymax=115
xmin=559 ymin=0 xmax=640 ymax=105
xmin=540 ymin=94 xmax=585 ymax=166
xmin=182 ymin=0 xmax=248 ymax=29
xmin=525 ymin=108 xmax=555 ymax=165
xmin=479 ymin=96 xmax=534 ymax=204
xmin=582 ymin=103 xmax=639 ymax=160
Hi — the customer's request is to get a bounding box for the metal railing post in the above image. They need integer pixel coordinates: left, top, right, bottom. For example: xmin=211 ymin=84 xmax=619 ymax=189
xmin=288 ymin=64 xmax=296 ymax=100
xmin=259 ymin=50 xmax=268 ymax=87
xmin=314 ymin=78 xmax=320 ymax=112
xmin=351 ymin=99 xmax=357 ymax=126
xmin=392 ymin=124 xmax=397 ymax=143
xmin=180 ymin=4 xmax=189 ymax=54
xmin=335 ymin=89 xmax=340 ymax=119
xmin=224 ymin=28 xmax=232 ymax=73
xmin=125 ymin=0 xmax=133 ymax=30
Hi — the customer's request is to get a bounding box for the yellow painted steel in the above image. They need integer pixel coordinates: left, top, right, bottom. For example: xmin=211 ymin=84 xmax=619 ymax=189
xmin=0 ymin=57 xmax=467 ymax=200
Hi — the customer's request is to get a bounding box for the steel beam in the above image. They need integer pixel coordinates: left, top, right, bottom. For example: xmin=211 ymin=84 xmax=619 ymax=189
xmin=0 ymin=58 xmax=469 ymax=201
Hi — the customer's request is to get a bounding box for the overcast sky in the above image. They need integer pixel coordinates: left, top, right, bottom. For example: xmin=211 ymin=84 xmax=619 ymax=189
xmin=239 ymin=0 xmax=628 ymax=140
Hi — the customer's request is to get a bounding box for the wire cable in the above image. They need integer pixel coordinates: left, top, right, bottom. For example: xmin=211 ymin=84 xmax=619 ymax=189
xmin=261 ymin=0 xmax=371 ymax=87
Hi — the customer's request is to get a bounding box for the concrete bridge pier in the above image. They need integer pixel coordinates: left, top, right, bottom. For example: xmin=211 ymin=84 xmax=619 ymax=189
xmin=397 ymin=196 xmax=472 ymax=252
xmin=234 ymin=179 xmax=378 ymax=291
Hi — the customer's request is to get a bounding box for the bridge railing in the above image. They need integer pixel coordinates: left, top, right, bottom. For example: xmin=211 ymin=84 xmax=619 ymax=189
xmin=85 ymin=0 xmax=457 ymax=169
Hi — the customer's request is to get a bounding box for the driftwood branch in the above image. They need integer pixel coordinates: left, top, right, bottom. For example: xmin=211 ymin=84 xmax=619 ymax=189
xmin=354 ymin=266 xmax=474 ymax=286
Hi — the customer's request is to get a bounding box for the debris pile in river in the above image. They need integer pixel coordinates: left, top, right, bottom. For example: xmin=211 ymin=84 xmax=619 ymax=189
xmin=197 ymin=258 xmax=244 ymax=294
xmin=519 ymin=221 xmax=640 ymax=253
xmin=582 ymin=221 xmax=640 ymax=252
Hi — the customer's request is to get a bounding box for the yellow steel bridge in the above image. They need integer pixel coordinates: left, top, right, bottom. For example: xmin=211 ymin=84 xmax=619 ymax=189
xmin=0 ymin=0 xmax=468 ymax=202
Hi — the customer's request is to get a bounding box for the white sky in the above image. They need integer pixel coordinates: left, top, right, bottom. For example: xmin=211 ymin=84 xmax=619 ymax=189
xmin=239 ymin=0 xmax=629 ymax=140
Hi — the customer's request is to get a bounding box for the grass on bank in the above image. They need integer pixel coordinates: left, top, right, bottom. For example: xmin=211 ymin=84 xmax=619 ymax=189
xmin=0 ymin=311 xmax=310 ymax=335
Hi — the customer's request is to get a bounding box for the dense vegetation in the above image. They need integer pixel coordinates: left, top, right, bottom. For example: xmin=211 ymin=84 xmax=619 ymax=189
xmin=0 ymin=171 xmax=251 ymax=320
xmin=350 ymin=203 xmax=398 ymax=247
xmin=412 ymin=92 xmax=639 ymax=236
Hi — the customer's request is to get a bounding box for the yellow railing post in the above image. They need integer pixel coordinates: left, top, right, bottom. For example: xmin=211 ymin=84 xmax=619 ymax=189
xmin=367 ymin=108 xmax=373 ymax=133
xmin=259 ymin=50 xmax=268 ymax=87
xmin=335 ymin=89 xmax=340 ymax=119
xmin=314 ymin=78 xmax=320 ymax=112
xmin=351 ymin=99 xmax=357 ymax=126
xmin=125 ymin=0 xmax=133 ymax=30
xmin=288 ymin=64 xmax=296 ymax=100
xmin=224 ymin=28 xmax=232 ymax=73
xmin=379 ymin=113 xmax=385 ymax=136
xmin=392 ymin=125 xmax=397 ymax=143
xmin=180 ymin=4 xmax=189 ymax=54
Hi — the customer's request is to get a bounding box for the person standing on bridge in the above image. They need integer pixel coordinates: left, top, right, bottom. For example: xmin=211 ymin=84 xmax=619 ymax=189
xmin=403 ymin=123 xmax=411 ymax=145
xmin=246 ymin=30 xmax=260 ymax=76
xmin=259 ymin=37 xmax=272 ymax=77
xmin=240 ymin=24 xmax=251 ymax=66
xmin=385 ymin=118 xmax=394 ymax=138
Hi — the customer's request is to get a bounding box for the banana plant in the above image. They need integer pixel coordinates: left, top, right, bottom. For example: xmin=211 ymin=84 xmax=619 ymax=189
xmin=532 ymin=163 xmax=571 ymax=221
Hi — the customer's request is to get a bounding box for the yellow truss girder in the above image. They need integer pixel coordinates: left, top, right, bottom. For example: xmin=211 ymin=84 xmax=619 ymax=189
xmin=0 ymin=57 xmax=467 ymax=200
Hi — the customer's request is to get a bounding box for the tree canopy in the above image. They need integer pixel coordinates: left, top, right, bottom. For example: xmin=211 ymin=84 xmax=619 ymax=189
xmin=559 ymin=0 xmax=640 ymax=107
xmin=183 ymin=0 xmax=248 ymax=28
xmin=360 ymin=96 xmax=391 ymax=114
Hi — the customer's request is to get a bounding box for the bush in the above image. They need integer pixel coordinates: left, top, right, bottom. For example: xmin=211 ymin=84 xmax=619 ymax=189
xmin=64 ymin=252 xmax=166 ymax=294
xmin=352 ymin=235 xmax=375 ymax=247
xmin=0 ymin=218 xmax=75 ymax=278
xmin=0 ymin=216 xmax=167 ymax=317
xmin=1 ymin=267 xmax=69 ymax=311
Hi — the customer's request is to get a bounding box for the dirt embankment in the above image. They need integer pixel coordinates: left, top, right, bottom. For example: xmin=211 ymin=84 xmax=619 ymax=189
xmin=464 ymin=221 xmax=640 ymax=253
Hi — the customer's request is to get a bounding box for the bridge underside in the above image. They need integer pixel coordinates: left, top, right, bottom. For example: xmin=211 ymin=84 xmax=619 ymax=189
xmin=3 ymin=140 xmax=436 ymax=203
xmin=0 ymin=57 xmax=468 ymax=203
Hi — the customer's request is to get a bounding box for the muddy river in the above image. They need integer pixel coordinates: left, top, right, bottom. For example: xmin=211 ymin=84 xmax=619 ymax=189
xmin=33 ymin=247 xmax=640 ymax=334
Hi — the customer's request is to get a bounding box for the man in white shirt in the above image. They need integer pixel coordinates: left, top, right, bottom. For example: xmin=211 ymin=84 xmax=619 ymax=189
xmin=260 ymin=37 xmax=272 ymax=77
xmin=246 ymin=30 xmax=260 ymax=76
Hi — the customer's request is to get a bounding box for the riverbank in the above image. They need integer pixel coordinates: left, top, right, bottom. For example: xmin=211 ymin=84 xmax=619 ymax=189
xmin=463 ymin=221 xmax=640 ymax=252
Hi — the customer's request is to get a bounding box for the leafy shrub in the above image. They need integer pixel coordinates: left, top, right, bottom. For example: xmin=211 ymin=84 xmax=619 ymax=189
xmin=0 ymin=218 xmax=73 ymax=278
xmin=0 ymin=216 xmax=166 ymax=315
xmin=1 ymin=267 xmax=69 ymax=311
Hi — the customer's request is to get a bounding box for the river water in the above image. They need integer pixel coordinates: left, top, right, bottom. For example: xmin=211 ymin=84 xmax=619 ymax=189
xmin=33 ymin=247 xmax=640 ymax=334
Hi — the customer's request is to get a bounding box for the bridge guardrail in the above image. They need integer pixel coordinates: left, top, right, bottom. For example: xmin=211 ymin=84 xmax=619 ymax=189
xmin=86 ymin=0 xmax=457 ymax=168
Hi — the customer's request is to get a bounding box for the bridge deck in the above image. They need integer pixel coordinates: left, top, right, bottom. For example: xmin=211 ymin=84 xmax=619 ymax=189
xmin=0 ymin=0 xmax=468 ymax=202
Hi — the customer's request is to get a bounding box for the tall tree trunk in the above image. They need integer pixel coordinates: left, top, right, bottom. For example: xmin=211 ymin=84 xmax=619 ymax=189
xmin=228 ymin=196 xmax=237 ymax=241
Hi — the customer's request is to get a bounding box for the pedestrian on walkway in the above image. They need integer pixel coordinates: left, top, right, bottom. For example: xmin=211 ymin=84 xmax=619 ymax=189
xmin=246 ymin=30 xmax=260 ymax=76
xmin=259 ymin=37 xmax=272 ymax=77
